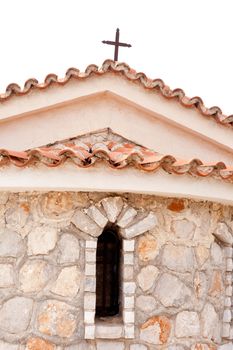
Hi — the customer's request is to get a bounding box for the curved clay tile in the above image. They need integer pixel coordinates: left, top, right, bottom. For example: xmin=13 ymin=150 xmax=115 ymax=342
xmin=0 ymin=140 xmax=233 ymax=183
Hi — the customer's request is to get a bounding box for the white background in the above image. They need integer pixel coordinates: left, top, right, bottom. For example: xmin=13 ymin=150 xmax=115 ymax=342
xmin=0 ymin=0 xmax=233 ymax=115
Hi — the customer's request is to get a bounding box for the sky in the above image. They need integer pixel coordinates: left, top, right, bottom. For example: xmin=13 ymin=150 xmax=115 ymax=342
xmin=0 ymin=0 xmax=233 ymax=115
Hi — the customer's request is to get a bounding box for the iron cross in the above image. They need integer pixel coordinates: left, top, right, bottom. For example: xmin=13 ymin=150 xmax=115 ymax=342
xmin=102 ymin=28 xmax=132 ymax=61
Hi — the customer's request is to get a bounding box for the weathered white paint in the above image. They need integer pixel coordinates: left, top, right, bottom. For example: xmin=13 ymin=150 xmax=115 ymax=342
xmin=1 ymin=164 xmax=233 ymax=205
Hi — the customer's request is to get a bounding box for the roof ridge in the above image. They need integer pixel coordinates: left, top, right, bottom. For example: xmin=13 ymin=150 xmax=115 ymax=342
xmin=0 ymin=59 xmax=232 ymax=128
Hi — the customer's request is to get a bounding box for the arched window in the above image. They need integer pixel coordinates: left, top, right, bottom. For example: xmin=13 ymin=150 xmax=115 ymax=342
xmin=96 ymin=227 xmax=121 ymax=318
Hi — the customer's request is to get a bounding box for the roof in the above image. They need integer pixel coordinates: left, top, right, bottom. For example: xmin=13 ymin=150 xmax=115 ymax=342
xmin=1 ymin=59 xmax=233 ymax=128
xmin=0 ymin=137 xmax=233 ymax=183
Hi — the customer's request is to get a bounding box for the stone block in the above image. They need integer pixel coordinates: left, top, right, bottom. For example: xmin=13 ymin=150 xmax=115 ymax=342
xmin=0 ymin=264 xmax=14 ymax=287
xmin=123 ymin=310 xmax=135 ymax=323
xmin=84 ymin=324 xmax=95 ymax=339
xmin=195 ymin=245 xmax=209 ymax=267
xmin=167 ymin=199 xmax=185 ymax=212
xmin=140 ymin=316 xmax=171 ymax=345
xmin=57 ymin=233 xmax=80 ymax=263
xmin=0 ymin=341 xmax=18 ymax=350
xmin=86 ymin=205 xmax=108 ymax=228
xmin=0 ymin=296 xmax=33 ymax=333
xmin=222 ymin=323 xmax=230 ymax=338
xmin=223 ymin=309 xmax=232 ymax=323
xmin=5 ymin=204 xmax=29 ymax=229
xmin=225 ymin=297 xmax=231 ymax=307
xmin=194 ymin=271 xmax=208 ymax=300
xmin=84 ymin=311 xmax=95 ymax=324
xmin=218 ymin=344 xmax=233 ymax=350
xmin=65 ymin=341 xmax=96 ymax=350
xmin=213 ymin=223 xmax=233 ymax=246
xmin=130 ymin=344 xmax=148 ymax=350
xmin=123 ymin=253 xmax=134 ymax=265
xmin=123 ymin=282 xmax=136 ymax=294
xmin=226 ymin=286 xmax=232 ymax=296
xmin=101 ymin=197 xmax=124 ymax=223
xmin=211 ymin=242 xmax=223 ymax=265
xmin=51 ymin=266 xmax=81 ymax=297
xmin=19 ymin=260 xmax=52 ymax=293
xmin=226 ymin=258 xmax=233 ymax=271
xmin=0 ymin=229 xmax=25 ymax=257
xmin=26 ymin=337 xmax=55 ymax=350
xmin=85 ymin=249 xmax=96 ymax=262
xmin=155 ymin=272 xmax=191 ymax=307
xmin=123 ymin=266 xmax=134 ymax=280
xmin=38 ymin=300 xmax=77 ymax=338
xmin=162 ymin=243 xmax=195 ymax=272
xmin=123 ymin=295 xmax=134 ymax=309
xmin=72 ymin=210 xmax=102 ymax=237
xmin=191 ymin=345 xmax=215 ymax=350
xmin=123 ymin=239 xmax=135 ymax=252
xmin=138 ymin=234 xmax=158 ymax=262
xmin=122 ymin=212 xmax=157 ymax=239
xmin=175 ymin=311 xmax=200 ymax=337
xmin=86 ymin=240 xmax=97 ymax=249
xmin=38 ymin=192 xmax=74 ymax=218
xmin=136 ymin=295 xmax=157 ymax=313
xmin=117 ymin=207 xmax=137 ymax=228
xmin=137 ymin=265 xmax=159 ymax=292
xmin=208 ymin=270 xmax=223 ymax=297
xmin=85 ymin=277 xmax=96 ymax=292
xmin=225 ymin=274 xmax=232 ymax=285
xmin=201 ymin=303 xmax=220 ymax=342
xmin=0 ymin=192 xmax=9 ymax=205
xmin=85 ymin=263 xmax=96 ymax=276
xmin=172 ymin=219 xmax=195 ymax=239
xmin=225 ymin=247 xmax=233 ymax=258
xmin=95 ymin=324 xmax=123 ymax=338
xmin=124 ymin=324 xmax=134 ymax=338
xmin=96 ymin=341 xmax=125 ymax=350
xmin=230 ymin=327 xmax=233 ymax=340
xmin=28 ymin=226 xmax=57 ymax=255
xmin=84 ymin=293 xmax=96 ymax=310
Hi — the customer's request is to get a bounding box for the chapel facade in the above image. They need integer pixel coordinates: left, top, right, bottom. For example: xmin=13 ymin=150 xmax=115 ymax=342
xmin=0 ymin=60 xmax=232 ymax=350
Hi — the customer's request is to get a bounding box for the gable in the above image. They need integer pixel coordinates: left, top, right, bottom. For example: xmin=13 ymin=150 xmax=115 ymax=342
xmin=0 ymin=61 xmax=233 ymax=204
xmin=0 ymin=92 xmax=233 ymax=167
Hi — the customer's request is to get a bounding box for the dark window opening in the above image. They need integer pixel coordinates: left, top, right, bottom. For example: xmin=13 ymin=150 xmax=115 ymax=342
xmin=96 ymin=227 xmax=121 ymax=318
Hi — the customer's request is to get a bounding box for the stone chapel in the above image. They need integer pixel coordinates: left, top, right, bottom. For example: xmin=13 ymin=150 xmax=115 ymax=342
xmin=0 ymin=59 xmax=232 ymax=350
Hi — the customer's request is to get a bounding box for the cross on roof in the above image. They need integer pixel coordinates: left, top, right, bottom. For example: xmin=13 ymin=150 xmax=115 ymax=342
xmin=102 ymin=28 xmax=132 ymax=61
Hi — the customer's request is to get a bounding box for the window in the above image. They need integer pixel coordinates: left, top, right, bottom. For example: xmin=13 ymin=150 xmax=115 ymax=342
xmin=82 ymin=196 xmax=156 ymax=340
xmin=96 ymin=227 xmax=121 ymax=318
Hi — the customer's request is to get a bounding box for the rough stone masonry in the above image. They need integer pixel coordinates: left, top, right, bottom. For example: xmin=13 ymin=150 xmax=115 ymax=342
xmin=0 ymin=191 xmax=232 ymax=350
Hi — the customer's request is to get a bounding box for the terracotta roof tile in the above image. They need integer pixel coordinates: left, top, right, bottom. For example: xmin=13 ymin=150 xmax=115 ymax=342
xmin=0 ymin=59 xmax=232 ymax=128
xmin=1 ymin=140 xmax=233 ymax=183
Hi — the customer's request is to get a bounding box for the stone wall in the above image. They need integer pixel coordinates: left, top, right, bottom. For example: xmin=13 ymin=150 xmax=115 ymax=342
xmin=0 ymin=191 xmax=232 ymax=350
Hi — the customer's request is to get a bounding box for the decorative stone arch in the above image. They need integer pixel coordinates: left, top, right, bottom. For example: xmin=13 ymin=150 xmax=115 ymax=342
xmin=71 ymin=196 xmax=157 ymax=340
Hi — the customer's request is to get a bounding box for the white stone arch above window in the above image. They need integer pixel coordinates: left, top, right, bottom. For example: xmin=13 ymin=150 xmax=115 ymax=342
xmin=71 ymin=196 xmax=158 ymax=340
xmin=71 ymin=196 xmax=158 ymax=240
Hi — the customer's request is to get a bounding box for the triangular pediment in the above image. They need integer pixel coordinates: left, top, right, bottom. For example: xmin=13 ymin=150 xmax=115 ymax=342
xmin=0 ymin=89 xmax=232 ymax=167
xmin=0 ymin=61 xmax=232 ymax=158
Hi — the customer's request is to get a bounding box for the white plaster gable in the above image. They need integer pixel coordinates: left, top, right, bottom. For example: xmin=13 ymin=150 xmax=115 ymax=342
xmin=0 ymin=89 xmax=233 ymax=167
